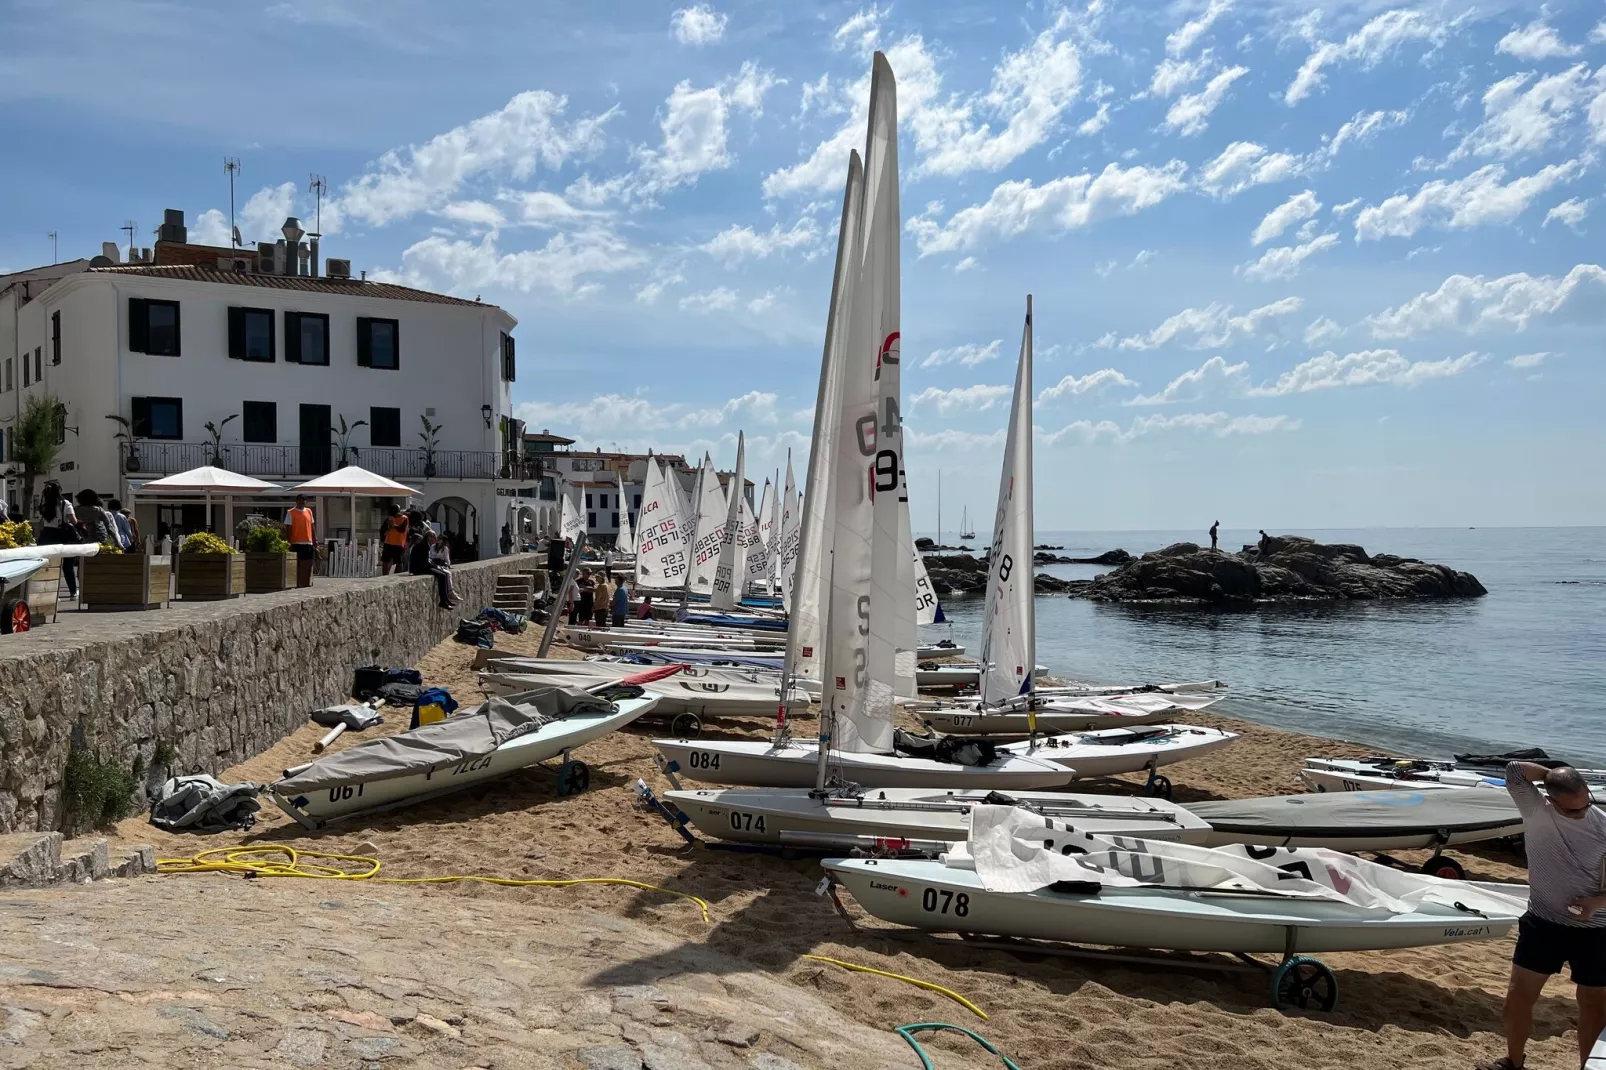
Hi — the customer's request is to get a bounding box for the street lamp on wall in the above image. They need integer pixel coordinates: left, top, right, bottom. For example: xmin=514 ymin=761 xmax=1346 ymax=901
xmin=481 ymin=404 xmax=493 ymax=429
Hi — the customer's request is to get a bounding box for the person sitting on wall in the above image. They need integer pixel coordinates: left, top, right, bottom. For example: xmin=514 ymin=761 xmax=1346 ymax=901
xmin=408 ymin=526 xmax=457 ymax=609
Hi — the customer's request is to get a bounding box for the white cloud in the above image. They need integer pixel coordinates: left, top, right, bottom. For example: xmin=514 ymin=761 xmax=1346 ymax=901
xmin=953 ymin=256 xmax=978 ymax=273
xmin=1240 ymin=234 xmax=1339 ymax=280
xmin=1544 ymin=197 xmax=1590 ymax=231
xmin=1323 ymin=108 xmax=1410 ymax=159
xmin=1117 ymin=296 xmax=1303 ymax=351
xmin=1147 ymin=54 xmax=1211 ymax=98
xmin=1040 ymin=410 xmax=1299 ymax=445
xmin=1036 ymin=368 xmax=1138 ymax=402
xmin=337 ymin=91 xmax=613 ymax=228
xmin=438 ymin=200 xmax=505 ymax=229
xmin=634 ymin=81 xmax=733 ymax=193
xmin=1495 ymin=17 xmax=1580 ymax=61
xmin=908 ymin=160 xmax=1189 ymax=255
xmin=679 ymin=286 xmax=739 ymax=313
xmin=1076 ymin=102 xmax=1111 ymax=136
xmin=1251 ymin=190 xmax=1321 ymax=245
xmin=747 ymin=291 xmax=777 ymax=314
xmin=922 ymin=340 xmax=1002 ymax=367
xmin=1248 ymin=349 xmax=1482 ymax=394
xmin=1196 ymin=141 xmax=1302 ymax=197
xmin=518 ymin=394 xmax=669 ymax=435
xmin=671 ymin=4 xmax=728 ymax=46
xmin=1365 ymin=264 xmax=1606 ymax=337
xmin=1166 ymin=0 xmax=1233 ymax=56
xmin=501 ymin=189 xmax=602 ymax=228
xmin=1453 ymin=65 xmax=1594 ymax=161
xmin=910 ymin=384 xmax=1012 ymax=414
xmin=727 ymin=61 xmax=781 ymax=115
xmin=832 ymin=6 xmax=885 ymax=54
xmin=189 ymin=208 xmax=230 ymax=246
xmin=1164 ymin=65 xmax=1248 ymax=136
xmin=798 ymin=74 xmax=841 ymax=119
xmin=1592 ymin=21 xmax=1606 ymax=45
xmin=635 ymin=268 xmax=684 ymax=305
xmin=1285 ymin=9 xmax=1444 ymax=106
xmin=1331 ymin=197 xmax=1362 ymax=216
xmin=1353 ymin=161 xmax=1583 ymax=240
xmin=1129 ymin=356 xmax=1251 ymax=405
xmin=377 ymin=227 xmax=643 ymax=298
xmin=1304 ymin=316 xmax=1343 ymax=347
xmin=1129 ymin=249 xmax=1157 ymax=269
xmin=701 ymin=217 xmax=820 ymax=263
xmin=1507 ymin=351 xmax=1550 ymax=369
xmin=681 ymin=390 xmax=780 ymax=427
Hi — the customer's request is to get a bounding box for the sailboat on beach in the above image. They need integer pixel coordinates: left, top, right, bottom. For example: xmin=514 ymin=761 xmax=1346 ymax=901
xmin=653 ymin=53 xmax=1073 ymax=791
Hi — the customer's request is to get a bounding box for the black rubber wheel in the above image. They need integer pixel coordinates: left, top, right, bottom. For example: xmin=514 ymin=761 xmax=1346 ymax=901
xmin=555 ymin=760 xmax=590 ymax=796
xmin=0 ymin=598 xmax=29 ymax=634
xmin=1271 ymin=955 xmax=1338 ymax=1012
xmin=1421 ymin=855 xmax=1465 ymax=880
xmin=670 ymin=713 xmax=704 ymax=737
xmin=1146 ymin=774 xmax=1173 ymax=800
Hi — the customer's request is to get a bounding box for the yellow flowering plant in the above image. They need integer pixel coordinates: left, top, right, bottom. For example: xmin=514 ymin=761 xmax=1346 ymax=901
xmin=180 ymin=532 xmax=236 ymax=555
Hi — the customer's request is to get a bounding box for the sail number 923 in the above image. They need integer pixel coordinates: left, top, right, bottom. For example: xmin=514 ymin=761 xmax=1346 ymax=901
xmin=920 ymin=888 xmax=970 ymax=916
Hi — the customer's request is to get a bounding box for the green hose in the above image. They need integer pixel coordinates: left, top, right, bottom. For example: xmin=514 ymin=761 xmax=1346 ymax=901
xmin=895 ymin=1022 xmax=1022 ymax=1070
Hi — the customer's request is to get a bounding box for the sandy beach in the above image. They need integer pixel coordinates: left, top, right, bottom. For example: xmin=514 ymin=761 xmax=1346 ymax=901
xmin=100 ymin=625 xmax=1583 ymax=1070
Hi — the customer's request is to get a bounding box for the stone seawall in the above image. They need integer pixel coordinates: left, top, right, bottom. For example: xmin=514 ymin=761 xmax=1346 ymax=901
xmin=0 ymin=554 xmax=539 ymax=833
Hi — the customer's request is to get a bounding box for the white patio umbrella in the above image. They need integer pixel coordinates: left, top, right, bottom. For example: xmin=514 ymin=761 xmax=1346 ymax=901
xmin=135 ymin=465 xmax=282 ymax=546
xmin=289 ymin=466 xmax=420 ymax=545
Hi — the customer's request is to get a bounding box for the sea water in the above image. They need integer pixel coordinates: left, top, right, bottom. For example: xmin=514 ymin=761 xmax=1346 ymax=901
xmin=919 ymin=527 xmax=1606 ymax=767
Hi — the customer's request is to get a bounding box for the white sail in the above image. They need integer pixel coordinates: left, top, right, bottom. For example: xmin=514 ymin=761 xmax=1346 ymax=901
xmin=634 ymin=459 xmax=688 ymax=589
xmin=826 ymin=52 xmax=900 ymax=757
xmin=913 ymin=545 xmax=944 ymax=625
xmin=778 ymin=454 xmax=802 ymax=612
xmin=710 ymin=432 xmax=747 ymax=610
xmin=978 ymin=296 xmax=1036 ymax=705
xmin=616 ymin=472 xmax=635 ymax=554
xmin=755 ymin=478 xmax=775 ymax=552
xmin=786 ymin=151 xmax=861 ymax=687
xmin=684 ymin=453 xmax=728 ymax=596
xmin=559 ymin=485 xmax=585 ymax=543
xmin=744 ymin=488 xmax=770 ymax=586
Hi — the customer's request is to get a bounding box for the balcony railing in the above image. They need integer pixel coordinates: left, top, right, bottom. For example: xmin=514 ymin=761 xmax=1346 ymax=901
xmin=123 ymin=442 xmax=542 ymax=482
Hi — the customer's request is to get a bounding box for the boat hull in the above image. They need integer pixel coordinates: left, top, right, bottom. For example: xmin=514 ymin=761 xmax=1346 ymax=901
xmin=825 ymin=857 xmax=1519 ymax=954
xmin=1001 ymin=726 xmax=1238 ymax=778
xmin=272 ymin=697 xmax=658 ymax=826
xmin=653 ymin=737 xmax=1076 ymax=790
xmin=664 ymin=787 xmax=1213 ymax=846
xmin=483 ymin=672 xmax=807 ymax=719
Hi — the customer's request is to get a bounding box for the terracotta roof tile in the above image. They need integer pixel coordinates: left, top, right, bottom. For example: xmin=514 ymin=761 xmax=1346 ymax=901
xmin=87 ymin=264 xmax=499 ymax=308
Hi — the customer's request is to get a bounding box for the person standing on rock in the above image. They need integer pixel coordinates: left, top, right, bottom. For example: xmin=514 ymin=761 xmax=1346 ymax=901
xmin=1257 ymin=530 xmax=1270 ymax=555
xmin=1477 ymin=761 xmax=1606 ymax=1070
xmin=1209 ymin=521 xmax=1219 ymax=550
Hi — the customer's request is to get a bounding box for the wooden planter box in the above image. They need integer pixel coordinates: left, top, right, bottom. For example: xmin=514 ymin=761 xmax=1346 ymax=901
xmin=245 ymin=552 xmax=296 ymax=593
xmin=80 ymin=554 xmax=171 ymax=611
xmin=175 ymin=552 xmax=246 ymax=600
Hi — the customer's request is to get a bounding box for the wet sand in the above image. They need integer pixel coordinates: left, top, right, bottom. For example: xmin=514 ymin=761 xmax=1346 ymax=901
xmin=107 ymin=625 xmax=1586 ymax=1070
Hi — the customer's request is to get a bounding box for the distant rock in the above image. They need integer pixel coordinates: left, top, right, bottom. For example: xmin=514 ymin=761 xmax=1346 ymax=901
xmin=1070 ymin=535 xmax=1487 ymax=604
xmin=914 ymin=537 xmax=935 ymax=551
xmin=919 ymin=552 xmax=1073 ymax=595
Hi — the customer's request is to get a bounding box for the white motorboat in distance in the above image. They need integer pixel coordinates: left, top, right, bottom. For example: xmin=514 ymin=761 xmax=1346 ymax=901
xmin=664 ymin=785 xmax=1214 ymax=847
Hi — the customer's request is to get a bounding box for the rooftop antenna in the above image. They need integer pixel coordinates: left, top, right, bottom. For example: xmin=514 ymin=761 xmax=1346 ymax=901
xmin=308 ymin=174 xmax=327 ymax=238
xmin=121 ymin=221 xmax=137 ymax=261
xmin=47 ymin=231 xmax=58 ymax=264
xmin=223 ymin=157 xmax=241 ymax=248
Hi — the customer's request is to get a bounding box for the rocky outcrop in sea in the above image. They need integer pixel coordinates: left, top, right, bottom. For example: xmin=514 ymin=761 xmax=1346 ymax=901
xmin=1067 ymin=535 xmax=1487 ymax=604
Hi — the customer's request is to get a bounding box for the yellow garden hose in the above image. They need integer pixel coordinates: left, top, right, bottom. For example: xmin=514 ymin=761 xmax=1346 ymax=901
xmin=801 ymin=954 xmax=988 ymax=1020
xmin=157 ymin=846 xmax=712 ymax=923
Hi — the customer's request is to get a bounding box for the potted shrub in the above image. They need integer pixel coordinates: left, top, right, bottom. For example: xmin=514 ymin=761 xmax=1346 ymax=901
xmin=419 ymin=415 xmax=441 ymax=478
xmin=243 ymin=522 xmax=295 ymax=593
xmin=80 ymin=542 xmax=171 ymax=611
xmin=107 ymin=414 xmax=142 ymax=473
xmin=175 ymin=531 xmax=245 ymax=600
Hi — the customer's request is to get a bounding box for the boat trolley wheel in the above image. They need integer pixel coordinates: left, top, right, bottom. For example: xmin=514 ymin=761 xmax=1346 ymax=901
xmin=1 ymin=599 xmax=29 ymax=634
xmin=555 ymin=760 xmax=591 ymax=797
xmin=1420 ymin=854 xmax=1465 ymax=880
xmin=1145 ymin=774 xmax=1173 ymax=800
xmin=670 ymin=713 xmax=704 ymax=737
xmin=1270 ymin=955 xmax=1338 ymax=1012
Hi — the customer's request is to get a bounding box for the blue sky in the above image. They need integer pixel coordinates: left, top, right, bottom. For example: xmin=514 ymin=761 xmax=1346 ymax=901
xmin=3 ymin=0 xmax=1603 ymax=530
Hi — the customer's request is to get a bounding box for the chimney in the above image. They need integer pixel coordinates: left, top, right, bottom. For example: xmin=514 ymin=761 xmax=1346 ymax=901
xmin=281 ymin=218 xmax=305 ymax=276
xmin=101 ymin=242 xmax=121 ymax=263
xmin=309 ymin=236 xmax=319 ymax=278
xmin=158 ymin=208 xmax=187 ymax=244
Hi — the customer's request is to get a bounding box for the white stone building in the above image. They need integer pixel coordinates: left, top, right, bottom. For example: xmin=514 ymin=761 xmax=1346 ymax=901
xmin=0 ymin=210 xmax=524 ymax=559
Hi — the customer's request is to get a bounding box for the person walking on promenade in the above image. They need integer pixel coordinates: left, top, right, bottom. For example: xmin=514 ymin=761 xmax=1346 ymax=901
xmin=1209 ymin=520 xmax=1219 ymax=550
xmin=1477 ymin=760 xmax=1606 ymax=1070
xmin=284 ymin=495 xmax=317 ymax=588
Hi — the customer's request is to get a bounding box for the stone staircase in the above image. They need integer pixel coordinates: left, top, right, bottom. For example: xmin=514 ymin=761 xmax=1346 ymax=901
xmin=492 ymin=573 xmax=535 ymax=613
xmin=0 ymin=832 xmax=156 ymax=889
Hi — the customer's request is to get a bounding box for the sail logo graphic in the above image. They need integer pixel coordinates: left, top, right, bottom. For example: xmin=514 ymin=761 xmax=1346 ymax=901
xmin=873 ymin=331 xmax=900 ymax=379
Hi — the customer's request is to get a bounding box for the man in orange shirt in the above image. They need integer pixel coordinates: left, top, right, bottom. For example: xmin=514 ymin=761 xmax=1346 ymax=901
xmin=379 ymin=504 xmax=410 ymax=575
xmin=284 ymin=494 xmax=317 ymax=588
